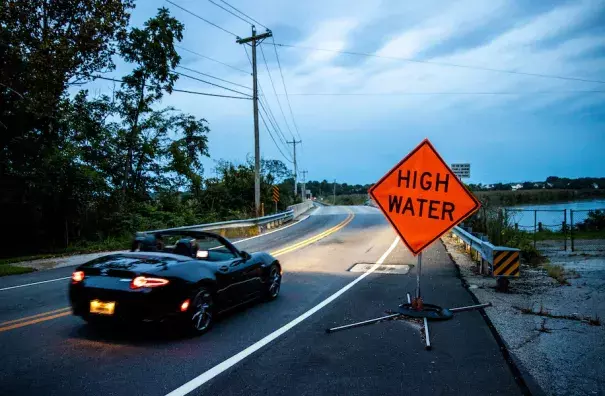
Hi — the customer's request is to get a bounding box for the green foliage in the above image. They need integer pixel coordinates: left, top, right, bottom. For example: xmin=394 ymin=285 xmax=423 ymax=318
xmin=464 ymin=203 xmax=545 ymax=265
xmin=467 ymin=177 xmax=605 ymax=192
xmin=576 ymin=210 xmax=605 ymax=232
xmin=544 ymin=263 xmax=569 ymax=285
xmin=305 ymin=180 xmax=371 ymax=200
xmin=0 ymin=264 xmax=35 ymax=277
xmin=475 ymin=189 xmax=605 ymax=206
xmin=334 ymin=194 xmax=368 ymax=206
xmin=0 ymin=5 xmax=217 ymax=259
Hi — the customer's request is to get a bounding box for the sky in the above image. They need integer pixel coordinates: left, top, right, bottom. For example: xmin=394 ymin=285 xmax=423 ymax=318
xmin=83 ymin=0 xmax=605 ymax=185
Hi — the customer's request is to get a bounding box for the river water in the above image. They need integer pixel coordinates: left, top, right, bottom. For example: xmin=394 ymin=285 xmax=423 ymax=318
xmin=506 ymin=199 xmax=605 ymax=230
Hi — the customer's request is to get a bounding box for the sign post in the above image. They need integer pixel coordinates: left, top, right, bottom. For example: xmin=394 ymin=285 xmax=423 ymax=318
xmin=326 ymin=139 xmax=491 ymax=350
xmin=272 ymin=186 xmax=280 ymax=213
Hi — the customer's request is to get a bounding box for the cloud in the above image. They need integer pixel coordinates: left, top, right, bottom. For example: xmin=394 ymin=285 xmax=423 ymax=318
xmin=79 ymin=0 xmax=605 ymax=184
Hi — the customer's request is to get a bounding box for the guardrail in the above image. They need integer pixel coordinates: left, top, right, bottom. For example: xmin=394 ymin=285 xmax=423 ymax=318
xmin=143 ymin=200 xmax=314 ymax=234
xmin=451 ymin=226 xmax=520 ymax=277
xmin=288 ymin=200 xmax=314 ymax=217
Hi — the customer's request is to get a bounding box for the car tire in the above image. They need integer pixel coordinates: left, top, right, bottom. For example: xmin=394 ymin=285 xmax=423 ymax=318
xmin=188 ymin=287 xmax=215 ymax=335
xmin=264 ymin=265 xmax=281 ymax=301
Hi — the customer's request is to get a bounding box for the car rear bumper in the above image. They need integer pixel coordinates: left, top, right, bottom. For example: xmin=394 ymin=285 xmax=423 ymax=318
xmin=70 ymin=285 xmax=188 ymax=323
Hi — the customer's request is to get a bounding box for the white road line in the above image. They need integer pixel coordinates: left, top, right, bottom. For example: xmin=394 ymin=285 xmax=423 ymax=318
xmin=0 ymin=209 xmax=320 ymax=292
xmin=0 ymin=277 xmax=71 ymax=291
xmin=164 ymin=236 xmax=401 ymax=396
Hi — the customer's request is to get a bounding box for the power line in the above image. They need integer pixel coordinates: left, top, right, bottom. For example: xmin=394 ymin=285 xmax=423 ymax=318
xmin=259 ymin=92 xmax=290 ymax=147
xmin=278 ymin=90 xmax=605 ymax=96
xmin=207 ymin=0 xmax=252 ymax=26
xmin=177 ymin=66 xmax=251 ymax=90
xmin=172 ymin=71 xmax=252 ymax=97
xmin=242 ymin=44 xmax=292 ymax=162
xmin=92 ymin=75 xmax=251 ymax=100
xmin=259 ymin=101 xmax=293 ymax=163
xmin=217 ymin=0 xmax=269 ymax=30
xmin=259 ymin=104 xmax=293 ymax=163
xmin=258 ymin=98 xmax=291 ymax=156
xmin=176 ymin=45 xmax=250 ymax=75
xmin=271 ymin=37 xmax=302 ymax=140
xmin=268 ymin=42 xmax=605 ymax=85
xmin=244 ymin=45 xmax=291 ymax=145
xmin=259 ymin=45 xmax=295 ymax=139
xmin=165 ymin=0 xmax=239 ymax=38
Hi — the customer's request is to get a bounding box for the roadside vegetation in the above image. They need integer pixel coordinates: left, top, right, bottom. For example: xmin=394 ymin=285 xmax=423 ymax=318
xmin=0 ymin=2 xmax=299 ymax=267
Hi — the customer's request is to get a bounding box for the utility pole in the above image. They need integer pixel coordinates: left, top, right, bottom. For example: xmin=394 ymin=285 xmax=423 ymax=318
xmin=237 ymin=26 xmax=272 ymax=217
xmin=301 ymin=170 xmax=308 ymax=200
xmin=287 ymin=139 xmax=302 ymax=197
xmin=333 ymin=179 xmax=336 ymax=205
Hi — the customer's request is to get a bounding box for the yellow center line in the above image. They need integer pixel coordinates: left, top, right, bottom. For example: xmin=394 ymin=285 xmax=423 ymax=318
xmin=0 ymin=307 xmax=72 ymax=327
xmin=0 ymin=210 xmax=356 ymax=332
xmin=271 ymin=211 xmax=355 ymax=257
xmin=0 ymin=311 xmax=71 ymax=333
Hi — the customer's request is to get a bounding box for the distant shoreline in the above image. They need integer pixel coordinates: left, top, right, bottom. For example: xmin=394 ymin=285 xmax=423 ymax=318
xmin=474 ymin=188 xmax=605 ymax=206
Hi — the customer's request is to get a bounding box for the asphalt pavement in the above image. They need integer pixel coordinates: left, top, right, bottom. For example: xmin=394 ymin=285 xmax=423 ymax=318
xmin=0 ymin=205 xmax=523 ymax=396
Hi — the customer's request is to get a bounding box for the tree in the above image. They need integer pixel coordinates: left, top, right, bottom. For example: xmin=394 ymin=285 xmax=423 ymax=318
xmin=116 ymin=7 xmax=184 ymax=198
xmin=168 ymin=115 xmax=210 ymax=195
xmin=0 ymin=0 xmax=134 ymax=254
xmin=0 ymin=0 xmax=133 ymax=169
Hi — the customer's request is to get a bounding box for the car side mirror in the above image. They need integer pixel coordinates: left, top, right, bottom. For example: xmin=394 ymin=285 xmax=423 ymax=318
xmin=241 ymin=251 xmax=251 ymax=260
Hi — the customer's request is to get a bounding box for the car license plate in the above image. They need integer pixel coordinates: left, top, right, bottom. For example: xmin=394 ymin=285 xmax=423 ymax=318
xmin=90 ymin=300 xmax=116 ymax=315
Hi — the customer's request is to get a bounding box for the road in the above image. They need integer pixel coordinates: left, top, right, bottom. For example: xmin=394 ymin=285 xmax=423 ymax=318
xmin=0 ymin=205 xmax=522 ymax=396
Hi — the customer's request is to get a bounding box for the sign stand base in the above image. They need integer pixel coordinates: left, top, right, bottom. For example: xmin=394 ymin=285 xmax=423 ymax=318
xmin=326 ymin=253 xmax=491 ymax=350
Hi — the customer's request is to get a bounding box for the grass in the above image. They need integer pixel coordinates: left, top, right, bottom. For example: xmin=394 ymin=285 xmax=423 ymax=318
xmin=475 ymin=189 xmax=605 ymax=206
xmin=332 ymin=194 xmax=368 ymax=206
xmin=533 ymin=230 xmax=605 ymax=241
xmin=0 ymin=264 xmax=36 ymax=277
xmin=0 ymin=236 xmax=131 ymax=267
xmin=589 ymin=315 xmax=601 ymax=326
xmin=544 ymin=263 xmax=569 ymax=285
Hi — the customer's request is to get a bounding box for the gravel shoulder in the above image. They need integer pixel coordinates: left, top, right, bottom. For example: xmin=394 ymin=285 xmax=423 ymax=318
xmin=442 ymin=233 xmax=605 ymax=396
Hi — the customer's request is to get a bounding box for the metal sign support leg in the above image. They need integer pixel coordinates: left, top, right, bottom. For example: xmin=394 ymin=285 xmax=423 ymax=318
xmin=416 ymin=252 xmax=422 ymax=298
xmin=325 ymin=251 xmax=491 ymax=350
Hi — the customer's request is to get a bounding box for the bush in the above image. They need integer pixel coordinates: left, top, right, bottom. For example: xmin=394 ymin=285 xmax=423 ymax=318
xmin=576 ymin=210 xmax=605 ymax=232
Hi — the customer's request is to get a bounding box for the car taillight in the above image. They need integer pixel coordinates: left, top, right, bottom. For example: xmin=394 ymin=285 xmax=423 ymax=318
xmin=180 ymin=299 xmax=190 ymax=312
xmin=72 ymin=271 xmax=85 ymax=283
xmin=130 ymin=276 xmax=169 ymax=289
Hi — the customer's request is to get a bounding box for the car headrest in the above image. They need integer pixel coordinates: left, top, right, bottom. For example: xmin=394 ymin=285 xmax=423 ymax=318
xmin=174 ymin=238 xmax=198 ymax=258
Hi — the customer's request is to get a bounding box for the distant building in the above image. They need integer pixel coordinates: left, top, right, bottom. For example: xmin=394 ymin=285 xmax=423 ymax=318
xmin=511 ymin=183 xmax=523 ymax=191
xmin=594 ymin=183 xmax=599 ymax=189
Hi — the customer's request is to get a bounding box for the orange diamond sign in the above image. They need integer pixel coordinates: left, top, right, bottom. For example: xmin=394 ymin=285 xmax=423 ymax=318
xmin=369 ymin=139 xmax=481 ymax=255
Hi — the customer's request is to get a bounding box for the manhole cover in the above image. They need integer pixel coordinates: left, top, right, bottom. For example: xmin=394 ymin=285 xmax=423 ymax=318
xmin=349 ymin=264 xmax=411 ymax=274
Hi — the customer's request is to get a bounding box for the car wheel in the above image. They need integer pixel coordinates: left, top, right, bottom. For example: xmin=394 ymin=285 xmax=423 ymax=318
xmin=189 ymin=287 xmax=214 ymax=335
xmin=264 ymin=265 xmax=281 ymax=301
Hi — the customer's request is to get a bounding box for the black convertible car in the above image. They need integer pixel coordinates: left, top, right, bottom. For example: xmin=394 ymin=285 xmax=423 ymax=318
xmin=69 ymin=230 xmax=281 ymax=334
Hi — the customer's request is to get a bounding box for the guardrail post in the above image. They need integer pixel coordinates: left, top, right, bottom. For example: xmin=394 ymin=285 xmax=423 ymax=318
xmin=533 ymin=209 xmax=537 ymax=249
xmin=570 ymin=210 xmax=575 ymax=252
xmin=563 ymin=209 xmax=567 ymax=251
